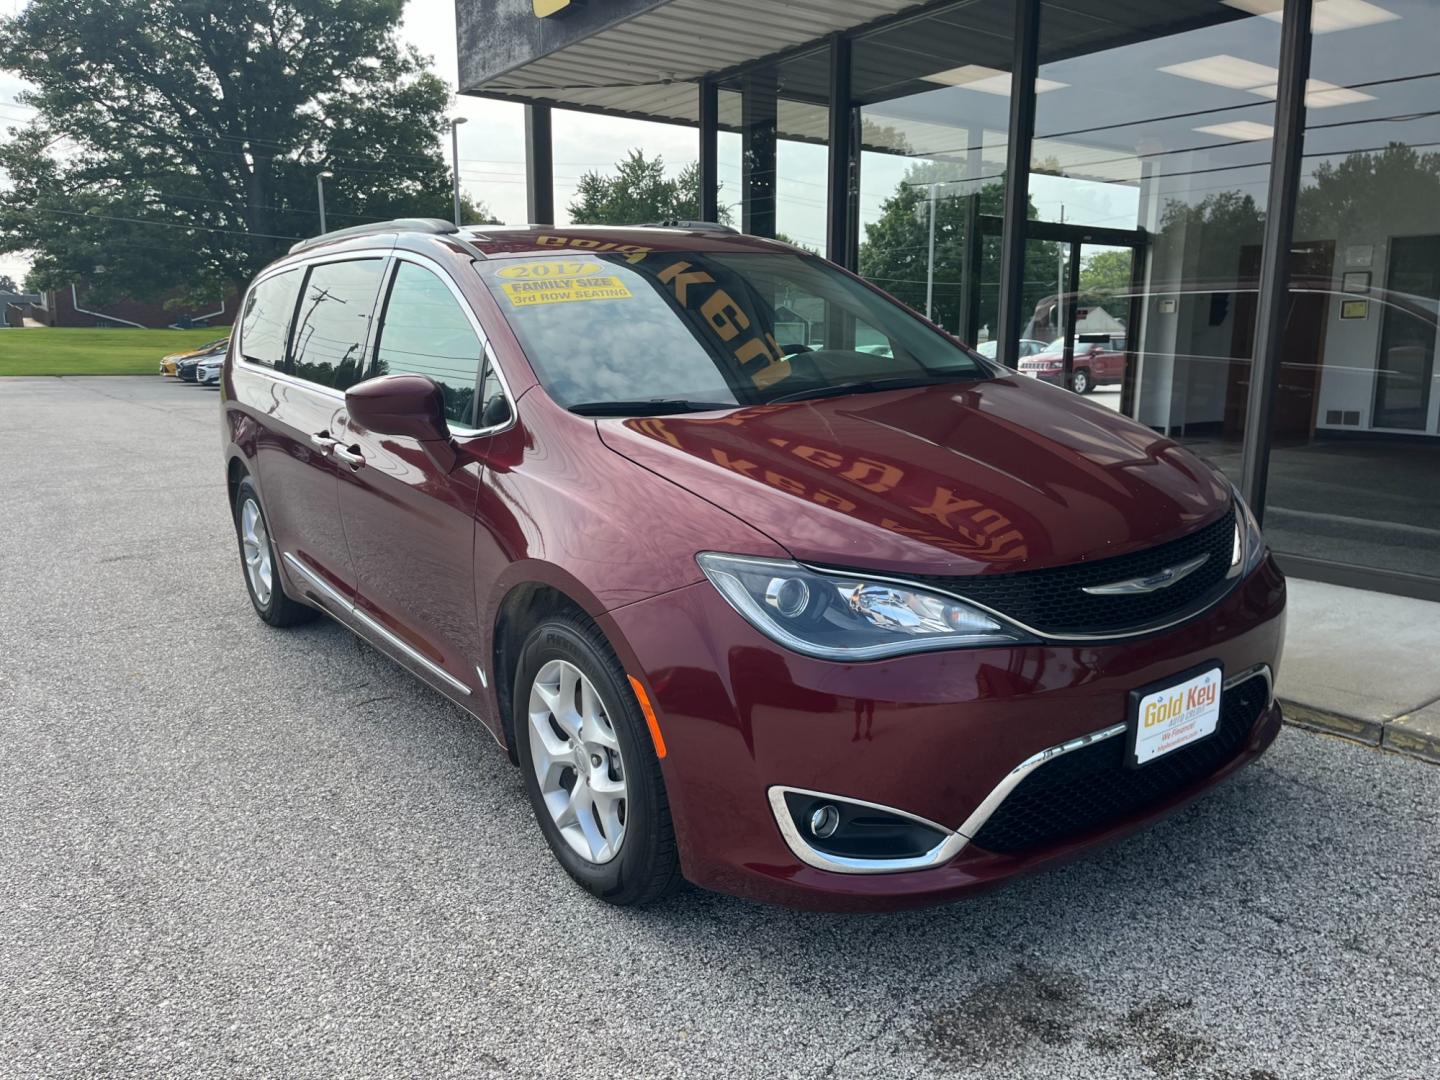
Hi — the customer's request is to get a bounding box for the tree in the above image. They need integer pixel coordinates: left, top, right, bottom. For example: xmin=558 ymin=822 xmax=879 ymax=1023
xmin=1153 ymin=190 xmax=1265 ymax=285
xmin=1078 ymin=249 xmax=1133 ymax=296
xmin=0 ymin=274 xmax=16 ymax=293
xmin=0 ymin=0 xmax=480 ymax=304
xmin=1298 ymin=142 xmax=1440 ymax=245
xmin=567 ymin=150 xmax=730 ymax=226
xmin=858 ymin=160 xmax=1061 ymax=338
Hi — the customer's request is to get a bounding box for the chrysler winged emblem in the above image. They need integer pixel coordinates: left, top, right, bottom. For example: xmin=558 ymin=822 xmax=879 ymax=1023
xmin=1081 ymin=553 xmax=1210 ymax=596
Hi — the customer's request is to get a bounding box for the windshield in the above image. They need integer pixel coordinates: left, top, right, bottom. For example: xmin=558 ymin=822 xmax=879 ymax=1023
xmin=476 ymin=250 xmax=991 ymax=411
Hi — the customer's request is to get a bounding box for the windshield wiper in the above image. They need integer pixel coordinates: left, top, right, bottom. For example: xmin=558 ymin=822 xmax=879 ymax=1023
xmin=767 ymin=375 xmax=969 ymax=405
xmin=568 ymin=399 xmax=738 ymax=417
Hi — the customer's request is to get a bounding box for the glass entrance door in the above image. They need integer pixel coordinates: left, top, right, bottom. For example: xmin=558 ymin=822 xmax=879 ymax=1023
xmin=994 ymin=230 xmax=1139 ymax=407
xmin=1070 ymin=243 xmax=1137 ymax=409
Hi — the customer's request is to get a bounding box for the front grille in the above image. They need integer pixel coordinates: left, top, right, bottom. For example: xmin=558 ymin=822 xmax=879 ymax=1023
xmin=910 ymin=506 xmax=1237 ymax=637
xmin=970 ymin=674 xmax=1269 ymax=856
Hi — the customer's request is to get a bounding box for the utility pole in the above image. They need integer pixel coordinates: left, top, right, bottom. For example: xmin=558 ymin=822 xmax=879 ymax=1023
xmin=1056 ymin=204 xmax=1066 ymax=340
xmin=925 ymin=181 xmax=939 ymax=322
xmin=315 ymin=170 xmax=333 ymax=234
xmin=449 ymin=117 xmax=468 ymax=226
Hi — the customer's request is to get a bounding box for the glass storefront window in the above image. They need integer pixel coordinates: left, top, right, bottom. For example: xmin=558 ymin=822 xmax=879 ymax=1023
xmin=1263 ymin=0 xmax=1440 ymax=579
xmin=716 ymin=47 xmax=829 ymax=250
xmin=851 ymin=0 xmax=1015 ymax=344
xmin=1030 ymin=0 xmax=1288 ymax=477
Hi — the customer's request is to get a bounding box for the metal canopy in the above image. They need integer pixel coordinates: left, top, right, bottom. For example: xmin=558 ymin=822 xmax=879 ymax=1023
xmin=458 ymin=0 xmax=919 ymax=126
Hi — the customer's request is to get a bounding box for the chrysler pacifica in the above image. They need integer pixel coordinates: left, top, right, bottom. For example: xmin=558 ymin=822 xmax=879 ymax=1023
xmin=220 ymin=219 xmax=1285 ymax=911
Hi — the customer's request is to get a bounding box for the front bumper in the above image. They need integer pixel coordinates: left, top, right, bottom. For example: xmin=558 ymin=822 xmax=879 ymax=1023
xmin=601 ymin=556 xmax=1286 ymax=911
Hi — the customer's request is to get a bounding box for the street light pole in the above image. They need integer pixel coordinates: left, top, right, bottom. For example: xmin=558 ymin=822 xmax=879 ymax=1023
xmin=316 ymin=170 xmax=333 ymax=234
xmin=925 ymin=181 xmax=938 ymax=322
xmin=449 ymin=117 xmax=468 ymax=226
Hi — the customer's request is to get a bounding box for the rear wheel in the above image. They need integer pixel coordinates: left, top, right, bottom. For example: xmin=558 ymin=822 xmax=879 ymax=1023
xmin=1072 ymin=367 xmax=1093 ymax=394
xmin=232 ymin=476 xmax=316 ymax=627
xmin=514 ymin=612 xmax=680 ymax=905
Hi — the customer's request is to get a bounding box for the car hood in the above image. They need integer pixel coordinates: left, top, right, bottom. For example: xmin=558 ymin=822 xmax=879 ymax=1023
xmin=596 ymin=376 xmax=1231 ymax=576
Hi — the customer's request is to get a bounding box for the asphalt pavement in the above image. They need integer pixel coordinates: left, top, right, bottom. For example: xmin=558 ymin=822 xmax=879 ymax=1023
xmin=1 ymin=376 xmax=1437 ymax=1080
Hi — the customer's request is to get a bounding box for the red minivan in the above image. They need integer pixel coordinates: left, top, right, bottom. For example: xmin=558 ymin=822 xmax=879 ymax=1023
xmin=221 ymin=220 xmax=1285 ymax=911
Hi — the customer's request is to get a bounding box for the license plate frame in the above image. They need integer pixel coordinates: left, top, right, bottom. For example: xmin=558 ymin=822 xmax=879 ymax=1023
xmin=1126 ymin=661 xmax=1224 ymax=769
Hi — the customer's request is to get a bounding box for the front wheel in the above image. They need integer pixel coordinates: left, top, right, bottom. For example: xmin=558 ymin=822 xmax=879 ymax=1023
xmin=514 ymin=612 xmax=680 ymax=906
xmin=1072 ymin=367 xmax=1092 ymax=395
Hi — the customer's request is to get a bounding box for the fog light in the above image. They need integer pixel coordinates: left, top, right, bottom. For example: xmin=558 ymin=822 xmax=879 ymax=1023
xmin=782 ymin=791 xmax=949 ymax=862
xmin=809 ymin=804 xmax=840 ymax=839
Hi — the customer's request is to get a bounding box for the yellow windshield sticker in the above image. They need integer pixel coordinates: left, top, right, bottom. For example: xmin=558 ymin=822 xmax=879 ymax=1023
xmin=501 ymin=275 xmax=633 ymax=306
xmin=496 ymin=260 xmax=603 ymax=280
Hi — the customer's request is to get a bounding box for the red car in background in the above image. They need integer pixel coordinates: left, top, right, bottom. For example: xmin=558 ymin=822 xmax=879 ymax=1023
xmin=220 ymin=220 xmax=1284 ymax=911
xmin=1019 ymin=334 xmax=1128 ymax=394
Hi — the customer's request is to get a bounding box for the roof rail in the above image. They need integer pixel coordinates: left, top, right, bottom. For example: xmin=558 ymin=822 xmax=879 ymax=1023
xmin=639 ymin=219 xmax=739 ymax=234
xmin=288 ymin=217 xmax=458 ymax=255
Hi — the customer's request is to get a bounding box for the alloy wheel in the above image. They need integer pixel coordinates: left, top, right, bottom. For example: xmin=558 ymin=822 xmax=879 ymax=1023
xmin=239 ymin=497 xmax=273 ymax=606
xmin=1072 ymin=369 xmax=1089 ymax=394
xmin=527 ymin=658 xmax=628 ymax=864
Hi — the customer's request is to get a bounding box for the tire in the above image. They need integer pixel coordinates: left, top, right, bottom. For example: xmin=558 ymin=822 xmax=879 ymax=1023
xmin=1072 ymin=367 xmax=1093 ymax=395
xmin=232 ymin=475 xmax=317 ymax=628
xmin=514 ymin=612 xmax=680 ymax=906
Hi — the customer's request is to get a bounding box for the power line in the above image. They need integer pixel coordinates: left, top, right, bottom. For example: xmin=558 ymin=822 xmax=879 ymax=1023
xmin=22 ymin=205 xmax=303 ymax=241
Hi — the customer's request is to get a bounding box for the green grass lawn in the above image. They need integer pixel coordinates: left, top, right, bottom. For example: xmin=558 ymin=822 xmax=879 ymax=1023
xmin=0 ymin=327 xmax=231 ymax=376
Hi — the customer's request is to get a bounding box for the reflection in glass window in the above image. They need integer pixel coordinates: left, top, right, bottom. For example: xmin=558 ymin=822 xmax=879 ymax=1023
xmin=715 ymin=47 xmax=830 ymax=250
xmin=852 ymin=0 xmax=1016 ymax=343
xmin=239 ymin=269 xmax=302 ymax=368
xmin=476 ymin=351 xmax=511 ymax=430
xmin=288 ymin=259 xmax=385 ymax=390
xmin=1028 ymin=0 xmax=1286 ymax=476
xmin=374 ymin=262 xmax=484 ymax=425
xmin=1263 ymin=0 xmax=1440 ymax=580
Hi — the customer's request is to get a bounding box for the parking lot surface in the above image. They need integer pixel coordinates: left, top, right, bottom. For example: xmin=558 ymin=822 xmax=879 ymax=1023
xmin=2 ymin=376 xmax=1437 ymax=1080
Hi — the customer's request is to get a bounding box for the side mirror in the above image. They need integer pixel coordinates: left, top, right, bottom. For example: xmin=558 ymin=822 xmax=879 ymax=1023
xmin=345 ymin=373 xmax=448 ymax=441
xmin=479 ymin=392 xmax=512 ymax=429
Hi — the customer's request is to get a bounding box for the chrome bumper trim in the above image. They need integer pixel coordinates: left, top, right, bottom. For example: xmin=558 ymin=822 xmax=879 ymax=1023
xmin=767 ymin=786 xmax=967 ymax=875
xmin=768 ymin=663 xmax=1275 ymax=875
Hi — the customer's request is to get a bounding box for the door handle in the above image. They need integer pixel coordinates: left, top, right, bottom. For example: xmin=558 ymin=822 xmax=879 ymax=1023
xmin=332 ymin=443 xmax=365 ymax=469
xmin=309 ymin=430 xmax=338 ymax=453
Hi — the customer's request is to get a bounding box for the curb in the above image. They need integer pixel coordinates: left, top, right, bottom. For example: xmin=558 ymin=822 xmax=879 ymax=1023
xmin=1279 ymin=698 xmax=1440 ymax=764
xmin=1383 ymin=712 xmax=1440 ymax=765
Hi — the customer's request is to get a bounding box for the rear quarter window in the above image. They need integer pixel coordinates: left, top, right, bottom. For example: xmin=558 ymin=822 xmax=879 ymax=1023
xmin=239 ymin=269 xmax=303 ymax=368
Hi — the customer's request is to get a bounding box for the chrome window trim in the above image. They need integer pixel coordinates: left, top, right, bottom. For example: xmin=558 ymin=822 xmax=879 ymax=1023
xmin=767 ymin=663 xmax=1274 ymax=875
xmin=234 ymin=246 xmax=395 ymax=399
xmin=281 ymin=551 xmax=472 ymax=697
xmin=235 ymin=246 xmax=516 ymax=438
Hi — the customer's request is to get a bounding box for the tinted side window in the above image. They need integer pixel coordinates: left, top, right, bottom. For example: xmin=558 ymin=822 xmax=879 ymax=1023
xmin=373 ymin=261 xmax=484 ymax=425
xmin=476 ymin=348 xmax=512 ymax=430
xmin=288 ymin=259 xmax=386 ymax=390
xmin=239 ymin=269 xmax=302 ymax=367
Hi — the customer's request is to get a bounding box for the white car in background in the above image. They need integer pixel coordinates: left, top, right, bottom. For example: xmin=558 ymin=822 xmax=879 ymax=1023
xmin=196 ymin=355 xmax=223 ymax=386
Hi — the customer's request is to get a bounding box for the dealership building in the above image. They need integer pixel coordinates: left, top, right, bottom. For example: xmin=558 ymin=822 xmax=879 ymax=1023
xmin=456 ymin=0 xmax=1440 ymax=600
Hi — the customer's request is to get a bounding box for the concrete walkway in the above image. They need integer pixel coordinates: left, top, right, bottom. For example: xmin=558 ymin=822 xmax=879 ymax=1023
xmin=1279 ymin=578 xmax=1440 ymax=763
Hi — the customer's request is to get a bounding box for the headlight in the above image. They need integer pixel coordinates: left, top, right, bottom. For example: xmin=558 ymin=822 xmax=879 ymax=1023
xmin=697 ymin=553 xmax=1030 ymax=660
xmin=1230 ymin=485 xmax=1267 ymax=576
